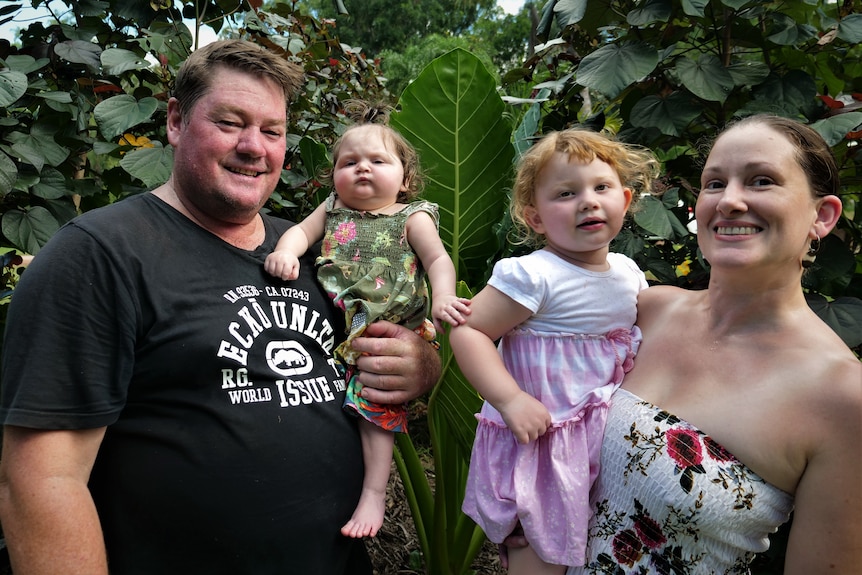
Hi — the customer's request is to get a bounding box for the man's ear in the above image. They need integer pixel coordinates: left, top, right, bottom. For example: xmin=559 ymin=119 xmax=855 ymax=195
xmin=166 ymin=98 xmax=183 ymax=147
xmin=524 ymin=205 xmax=545 ymax=235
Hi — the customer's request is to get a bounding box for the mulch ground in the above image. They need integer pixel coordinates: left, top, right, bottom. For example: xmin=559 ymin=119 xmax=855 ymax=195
xmin=365 ymin=460 xmax=503 ymax=575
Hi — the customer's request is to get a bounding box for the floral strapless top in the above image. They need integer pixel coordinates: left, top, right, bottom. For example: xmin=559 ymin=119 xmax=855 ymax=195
xmin=567 ymin=388 xmax=794 ymax=575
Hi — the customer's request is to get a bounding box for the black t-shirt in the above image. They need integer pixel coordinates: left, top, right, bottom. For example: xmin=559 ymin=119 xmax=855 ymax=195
xmin=0 ymin=193 xmax=371 ymax=574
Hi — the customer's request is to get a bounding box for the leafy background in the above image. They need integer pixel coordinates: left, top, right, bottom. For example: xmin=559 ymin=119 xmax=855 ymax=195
xmin=1 ymin=1 xmax=860 ymax=573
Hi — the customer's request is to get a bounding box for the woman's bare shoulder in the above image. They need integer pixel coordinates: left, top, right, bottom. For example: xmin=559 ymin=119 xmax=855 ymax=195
xmin=636 ymin=285 xmax=699 ymax=322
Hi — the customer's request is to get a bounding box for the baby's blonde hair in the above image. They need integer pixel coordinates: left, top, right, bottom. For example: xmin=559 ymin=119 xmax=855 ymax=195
xmin=510 ymin=128 xmax=660 ymax=247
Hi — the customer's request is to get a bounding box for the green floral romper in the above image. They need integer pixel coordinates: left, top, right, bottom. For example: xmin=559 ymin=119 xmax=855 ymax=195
xmin=316 ymin=193 xmax=439 ymax=432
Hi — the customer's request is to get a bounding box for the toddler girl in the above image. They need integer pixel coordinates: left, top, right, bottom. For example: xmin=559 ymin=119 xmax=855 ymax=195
xmin=451 ymin=128 xmax=659 ymax=573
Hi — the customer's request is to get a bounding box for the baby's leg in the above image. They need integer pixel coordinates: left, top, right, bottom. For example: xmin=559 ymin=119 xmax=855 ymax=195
xmin=507 ymin=545 xmax=566 ymax=575
xmin=341 ymin=418 xmax=394 ymax=538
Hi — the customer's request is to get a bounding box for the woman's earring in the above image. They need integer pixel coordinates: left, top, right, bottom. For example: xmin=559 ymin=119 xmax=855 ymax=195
xmin=802 ymin=234 xmax=821 ymax=269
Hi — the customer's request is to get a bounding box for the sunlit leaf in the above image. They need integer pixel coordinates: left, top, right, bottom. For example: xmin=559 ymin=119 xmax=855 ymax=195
xmin=54 ymin=40 xmax=102 ymax=69
xmin=119 ymin=144 xmax=173 ymax=188
xmin=101 ymin=48 xmax=149 ymax=75
xmin=4 ymin=54 xmax=49 ymax=74
xmin=94 ymin=95 xmax=159 ymax=140
xmin=392 ymin=48 xmax=515 ymax=288
xmin=811 ymin=112 xmax=862 ymax=146
xmin=837 ymin=14 xmax=862 ymax=43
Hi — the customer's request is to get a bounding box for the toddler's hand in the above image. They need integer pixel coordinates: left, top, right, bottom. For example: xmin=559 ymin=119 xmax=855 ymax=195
xmin=498 ymin=392 xmax=551 ymax=444
xmin=264 ymin=251 xmax=301 ymax=280
xmin=432 ymin=294 xmax=471 ymax=331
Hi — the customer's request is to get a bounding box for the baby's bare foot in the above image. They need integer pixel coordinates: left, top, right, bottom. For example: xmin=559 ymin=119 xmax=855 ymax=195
xmin=340 ymin=487 xmax=385 ymax=538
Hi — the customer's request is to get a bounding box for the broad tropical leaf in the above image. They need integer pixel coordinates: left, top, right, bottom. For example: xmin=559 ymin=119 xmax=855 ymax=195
xmin=392 ymin=48 xmax=515 ymax=289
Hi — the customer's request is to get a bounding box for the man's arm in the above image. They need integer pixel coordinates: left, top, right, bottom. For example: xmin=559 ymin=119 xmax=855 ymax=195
xmin=350 ymin=321 xmax=441 ymax=405
xmin=0 ymin=426 xmax=108 ymax=575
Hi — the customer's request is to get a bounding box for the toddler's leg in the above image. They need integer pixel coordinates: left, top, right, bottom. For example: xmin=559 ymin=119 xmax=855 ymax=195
xmin=341 ymin=418 xmax=394 ymax=538
xmin=507 ymin=545 xmax=566 ymax=575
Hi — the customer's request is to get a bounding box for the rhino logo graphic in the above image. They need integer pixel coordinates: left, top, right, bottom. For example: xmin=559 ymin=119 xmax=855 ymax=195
xmin=266 ymin=341 xmax=313 ymax=377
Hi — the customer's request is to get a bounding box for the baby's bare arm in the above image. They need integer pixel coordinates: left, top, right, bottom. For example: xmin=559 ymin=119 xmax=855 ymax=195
xmin=264 ymin=203 xmax=328 ymax=280
xmin=406 ymin=211 xmax=470 ymax=329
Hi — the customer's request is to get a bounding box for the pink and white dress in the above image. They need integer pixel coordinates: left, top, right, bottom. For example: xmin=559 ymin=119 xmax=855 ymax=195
xmin=462 ymin=249 xmax=647 ymax=567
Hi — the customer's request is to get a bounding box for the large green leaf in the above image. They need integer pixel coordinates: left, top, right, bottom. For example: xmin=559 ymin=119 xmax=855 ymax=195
xmin=674 ymin=54 xmax=735 ymax=103
xmin=53 ymin=40 xmax=102 ymax=70
xmin=752 ymin=70 xmax=817 ymax=112
xmin=119 ymin=144 xmax=173 ymax=188
xmin=837 ymin=14 xmax=862 ymax=43
xmin=94 ymin=94 xmax=160 ymax=140
xmin=805 ymin=294 xmax=862 ymax=348
xmin=630 ymin=92 xmax=702 ymax=137
xmin=31 ymin=167 xmax=68 ymax=200
xmin=0 ymin=69 xmax=27 ymax=108
xmin=5 ymin=126 xmax=70 ymax=172
xmin=391 ymin=48 xmax=515 ymax=288
xmin=576 ymin=42 xmax=658 ymax=99
xmin=811 ymin=112 xmax=862 ymax=147
xmin=2 ymin=206 xmax=60 ymax=254
xmin=101 ymin=48 xmax=150 ymax=76
xmin=0 ymin=150 xmax=17 ymax=196
xmin=682 ymin=0 xmax=709 ymax=17
xmin=627 ymin=0 xmax=672 ymax=27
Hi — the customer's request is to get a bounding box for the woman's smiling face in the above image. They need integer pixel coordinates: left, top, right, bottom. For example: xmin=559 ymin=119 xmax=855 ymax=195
xmin=696 ymin=122 xmax=822 ymax=272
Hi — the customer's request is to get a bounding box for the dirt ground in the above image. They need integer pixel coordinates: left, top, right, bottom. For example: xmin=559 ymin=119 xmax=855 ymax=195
xmin=366 ymin=461 xmax=503 ymax=575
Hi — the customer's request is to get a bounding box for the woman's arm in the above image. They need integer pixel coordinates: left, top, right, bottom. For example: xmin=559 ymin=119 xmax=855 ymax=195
xmin=783 ymin=359 xmax=862 ymax=572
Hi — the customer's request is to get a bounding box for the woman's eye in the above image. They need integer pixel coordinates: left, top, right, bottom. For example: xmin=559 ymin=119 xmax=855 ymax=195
xmin=752 ymin=177 xmax=774 ymax=187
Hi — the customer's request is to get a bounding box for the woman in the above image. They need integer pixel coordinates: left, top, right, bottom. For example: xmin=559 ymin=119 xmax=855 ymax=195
xmin=553 ymin=115 xmax=861 ymax=573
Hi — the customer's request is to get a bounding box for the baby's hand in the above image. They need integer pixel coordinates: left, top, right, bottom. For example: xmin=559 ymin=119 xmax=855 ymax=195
xmin=432 ymin=294 xmax=471 ymax=331
xmin=264 ymin=250 xmax=301 ymax=280
xmin=498 ymin=392 xmax=551 ymax=444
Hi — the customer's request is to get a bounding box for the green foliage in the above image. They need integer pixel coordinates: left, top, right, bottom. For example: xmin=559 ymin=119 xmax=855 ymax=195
xmin=0 ymin=0 xmax=393 ymax=260
xmin=505 ymin=0 xmax=862 ymax=352
xmin=380 ymin=34 xmax=499 ymax=100
xmin=305 ymin=0 xmax=498 ymax=55
xmin=391 ymin=48 xmax=513 ymax=574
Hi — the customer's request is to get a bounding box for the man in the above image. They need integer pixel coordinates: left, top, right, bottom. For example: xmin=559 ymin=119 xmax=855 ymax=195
xmin=0 ymin=39 xmax=439 ymax=574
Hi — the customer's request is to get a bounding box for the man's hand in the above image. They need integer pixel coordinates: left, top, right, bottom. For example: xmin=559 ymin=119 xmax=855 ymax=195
xmin=350 ymin=321 xmax=441 ymax=405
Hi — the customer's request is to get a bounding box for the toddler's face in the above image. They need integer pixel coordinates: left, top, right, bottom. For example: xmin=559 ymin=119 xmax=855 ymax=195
xmin=525 ymin=152 xmax=632 ymax=268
